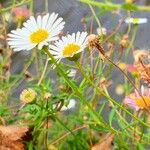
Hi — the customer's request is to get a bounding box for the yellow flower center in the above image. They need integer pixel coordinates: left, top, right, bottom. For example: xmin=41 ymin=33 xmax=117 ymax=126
xmin=63 ymin=43 xmax=80 ymax=57
xmin=20 ymin=89 xmax=36 ymax=103
xmin=30 ymin=29 xmax=49 ymax=44
xmin=132 ymin=18 xmax=139 ymax=24
xmin=136 ymin=96 xmax=150 ymax=109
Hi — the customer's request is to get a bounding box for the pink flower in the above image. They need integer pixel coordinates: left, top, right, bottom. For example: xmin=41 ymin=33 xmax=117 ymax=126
xmin=126 ymin=64 xmax=137 ymax=73
xmin=124 ymin=86 xmax=150 ymax=111
xmin=12 ymin=7 xmax=31 ymax=21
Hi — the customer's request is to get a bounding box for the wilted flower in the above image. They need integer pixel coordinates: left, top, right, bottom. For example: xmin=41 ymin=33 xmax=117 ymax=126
xmin=124 ymin=86 xmax=150 ymax=111
xmin=99 ymin=77 xmax=112 ymax=89
xmin=133 ymin=50 xmax=149 ymax=63
xmin=49 ymin=32 xmax=88 ymax=62
xmin=20 ymin=88 xmax=37 ymax=103
xmin=120 ymin=34 xmax=129 ymax=48
xmin=12 ymin=7 xmax=31 ymax=21
xmin=125 ymin=17 xmax=148 ymax=24
xmin=7 ymin=13 xmax=65 ymax=51
xmin=133 ymin=50 xmax=150 ymax=83
xmin=87 ymin=34 xmax=98 ymax=48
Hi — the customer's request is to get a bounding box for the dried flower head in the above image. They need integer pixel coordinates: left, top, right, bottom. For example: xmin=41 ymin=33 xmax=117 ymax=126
xmin=124 ymin=86 xmax=150 ymax=111
xmin=120 ymin=34 xmax=129 ymax=48
xmin=133 ymin=50 xmax=150 ymax=83
xmin=24 ymin=71 xmax=33 ymax=81
xmin=87 ymin=34 xmax=98 ymax=48
xmin=133 ymin=50 xmax=149 ymax=63
xmin=87 ymin=34 xmax=106 ymax=55
xmin=99 ymin=77 xmax=112 ymax=89
xmin=20 ymin=88 xmax=36 ymax=103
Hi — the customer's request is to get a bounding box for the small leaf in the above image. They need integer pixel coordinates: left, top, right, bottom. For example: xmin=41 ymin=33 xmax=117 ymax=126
xmin=121 ymin=3 xmax=138 ymax=11
xmin=137 ymin=143 xmax=145 ymax=150
xmin=108 ymin=107 xmax=116 ymax=126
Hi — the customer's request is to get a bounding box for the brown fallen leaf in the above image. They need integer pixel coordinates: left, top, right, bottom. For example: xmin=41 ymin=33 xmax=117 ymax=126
xmin=91 ymin=133 xmax=114 ymax=150
xmin=0 ymin=125 xmax=29 ymax=150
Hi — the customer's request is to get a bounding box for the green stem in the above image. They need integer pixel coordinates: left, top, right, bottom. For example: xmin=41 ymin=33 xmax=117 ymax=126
xmin=80 ymin=0 xmax=150 ymax=12
xmin=43 ymin=46 xmax=117 ymax=133
xmin=0 ymin=0 xmax=32 ymax=14
xmin=76 ymin=61 xmax=150 ymax=128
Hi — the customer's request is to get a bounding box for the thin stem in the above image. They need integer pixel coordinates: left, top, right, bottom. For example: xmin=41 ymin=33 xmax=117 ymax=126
xmin=45 ymin=0 xmax=49 ymax=12
xmin=76 ymin=61 xmax=150 ymax=128
xmin=43 ymin=46 xmax=116 ymax=133
xmin=0 ymin=0 xmax=32 ymax=13
xmin=80 ymin=0 xmax=150 ymax=12
xmin=50 ymin=125 xmax=88 ymax=145
xmin=89 ymin=4 xmax=102 ymax=28
xmin=38 ymin=58 xmax=49 ymax=85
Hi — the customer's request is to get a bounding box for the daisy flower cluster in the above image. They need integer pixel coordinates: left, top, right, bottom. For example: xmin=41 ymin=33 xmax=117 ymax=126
xmin=7 ymin=12 xmax=88 ymax=63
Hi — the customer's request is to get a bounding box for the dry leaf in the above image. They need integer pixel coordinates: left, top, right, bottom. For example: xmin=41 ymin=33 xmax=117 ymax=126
xmin=0 ymin=125 xmax=29 ymax=150
xmin=133 ymin=50 xmax=149 ymax=63
xmin=91 ymin=133 xmax=114 ymax=150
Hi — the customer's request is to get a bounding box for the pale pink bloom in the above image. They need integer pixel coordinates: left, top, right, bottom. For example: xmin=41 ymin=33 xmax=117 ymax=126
xmin=124 ymin=86 xmax=150 ymax=111
xmin=126 ymin=64 xmax=137 ymax=73
xmin=12 ymin=7 xmax=31 ymax=21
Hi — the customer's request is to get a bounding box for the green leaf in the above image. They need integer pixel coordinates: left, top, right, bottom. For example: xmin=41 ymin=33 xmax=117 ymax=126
xmin=109 ymin=107 xmax=116 ymax=126
xmin=137 ymin=143 xmax=145 ymax=150
xmin=98 ymin=102 xmax=106 ymax=115
xmin=121 ymin=3 xmax=138 ymax=11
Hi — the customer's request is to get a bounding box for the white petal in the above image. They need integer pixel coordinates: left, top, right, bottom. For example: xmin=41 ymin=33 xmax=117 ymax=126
xmin=42 ymin=13 xmax=49 ymax=29
xmin=37 ymin=15 xmax=42 ymax=28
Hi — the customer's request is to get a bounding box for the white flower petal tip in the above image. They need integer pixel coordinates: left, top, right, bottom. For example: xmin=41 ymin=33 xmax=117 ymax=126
xmin=61 ymin=99 xmax=76 ymax=111
xmin=125 ymin=17 xmax=148 ymax=24
xmin=7 ymin=12 xmax=65 ymax=51
xmin=67 ymin=69 xmax=77 ymax=78
xmin=97 ymin=27 xmax=107 ymax=36
xmin=49 ymin=31 xmax=88 ymax=62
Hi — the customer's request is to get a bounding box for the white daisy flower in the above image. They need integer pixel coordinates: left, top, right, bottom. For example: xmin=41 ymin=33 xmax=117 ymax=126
xmin=49 ymin=32 xmax=88 ymax=62
xmin=7 ymin=13 xmax=65 ymax=51
xmin=125 ymin=17 xmax=148 ymax=24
